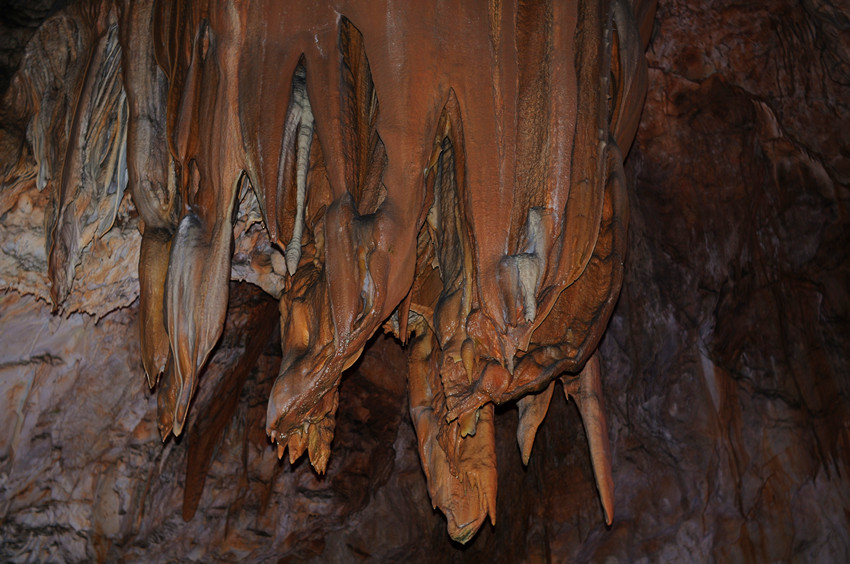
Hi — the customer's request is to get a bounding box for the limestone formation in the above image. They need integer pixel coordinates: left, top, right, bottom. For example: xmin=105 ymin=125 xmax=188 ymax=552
xmin=0 ymin=0 xmax=652 ymax=542
xmin=2 ymin=0 xmax=849 ymax=561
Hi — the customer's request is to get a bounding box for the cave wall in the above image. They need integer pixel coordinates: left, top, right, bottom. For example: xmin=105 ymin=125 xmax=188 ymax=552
xmin=1 ymin=0 xmax=848 ymax=562
xmin=600 ymin=0 xmax=850 ymax=560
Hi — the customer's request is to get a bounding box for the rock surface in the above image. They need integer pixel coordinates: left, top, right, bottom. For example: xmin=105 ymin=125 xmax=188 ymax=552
xmin=599 ymin=1 xmax=850 ymax=560
xmin=1 ymin=0 xmax=849 ymax=562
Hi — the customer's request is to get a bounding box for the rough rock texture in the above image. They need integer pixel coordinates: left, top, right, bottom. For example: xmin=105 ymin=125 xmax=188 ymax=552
xmin=1 ymin=1 xmax=849 ymax=563
xmin=597 ymin=0 xmax=850 ymax=560
xmin=0 ymin=0 xmax=71 ymax=94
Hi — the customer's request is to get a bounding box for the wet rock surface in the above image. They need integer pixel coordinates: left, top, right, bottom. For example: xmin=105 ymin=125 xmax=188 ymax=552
xmin=1 ymin=0 xmax=849 ymax=562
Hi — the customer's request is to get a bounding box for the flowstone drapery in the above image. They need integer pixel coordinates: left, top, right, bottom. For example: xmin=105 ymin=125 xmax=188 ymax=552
xmin=1 ymin=0 xmax=653 ymax=542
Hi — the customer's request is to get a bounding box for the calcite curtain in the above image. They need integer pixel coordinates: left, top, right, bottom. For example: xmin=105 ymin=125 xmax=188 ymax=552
xmin=1 ymin=0 xmax=848 ymax=562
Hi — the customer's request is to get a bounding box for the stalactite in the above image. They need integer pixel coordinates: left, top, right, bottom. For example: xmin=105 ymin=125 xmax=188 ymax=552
xmin=1 ymin=0 xmax=653 ymax=545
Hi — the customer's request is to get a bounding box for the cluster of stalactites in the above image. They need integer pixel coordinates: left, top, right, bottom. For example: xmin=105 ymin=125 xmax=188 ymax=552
xmin=19 ymin=0 xmax=652 ymax=544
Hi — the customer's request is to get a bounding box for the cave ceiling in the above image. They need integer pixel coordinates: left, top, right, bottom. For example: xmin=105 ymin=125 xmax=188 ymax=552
xmin=1 ymin=0 xmax=849 ymax=561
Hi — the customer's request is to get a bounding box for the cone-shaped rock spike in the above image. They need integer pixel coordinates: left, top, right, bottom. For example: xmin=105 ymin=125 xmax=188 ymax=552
xmin=564 ymin=353 xmax=615 ymax=525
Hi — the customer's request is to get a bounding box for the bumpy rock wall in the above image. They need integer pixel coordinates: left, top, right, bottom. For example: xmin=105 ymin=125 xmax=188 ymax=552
xmin=1 ymin=0 xmax=848 ymax=562
xmin=600 ymin=0 xmax=850 ymax=560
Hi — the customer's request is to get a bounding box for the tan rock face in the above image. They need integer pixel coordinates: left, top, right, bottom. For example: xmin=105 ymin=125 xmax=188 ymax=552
xmin=2 ymin=0 xmax=849 ymax=561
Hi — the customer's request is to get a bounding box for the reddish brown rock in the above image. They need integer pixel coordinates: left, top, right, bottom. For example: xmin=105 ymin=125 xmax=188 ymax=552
xmin=1 ymin=0 xmax=848 ymax=562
